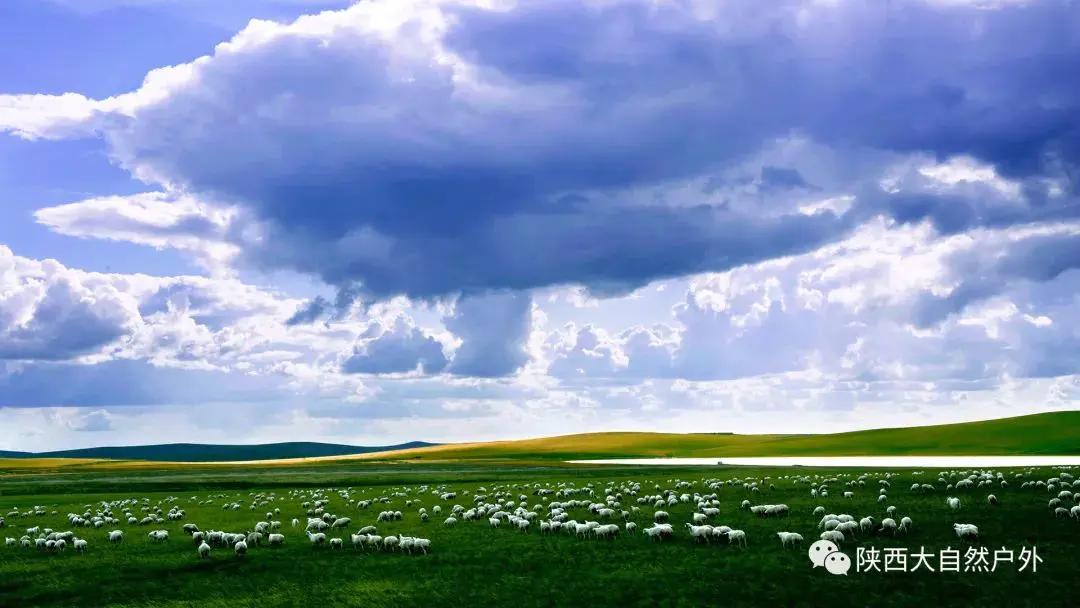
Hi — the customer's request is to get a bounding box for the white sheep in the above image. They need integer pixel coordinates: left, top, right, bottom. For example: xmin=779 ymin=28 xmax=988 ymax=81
xmin=329 ymin=537 xmax=343 ymax=550
xmin=108 ymin=530 xmax=123 ymax=544
xmin=198 ymin=541 xmax=211 ymax=558
xmin=268 ymin=533 xmax=285 ymax=545
xmin=625 ymin=522 xmax=637 ymax=534
xmin=653 ymin=510 xmax=669 ymax=522
xmin=953 ymin=523 xmax=979 ymax=541
xmin=307 ymin=532 xmax=327 ymax=547
xmin=946 ymin=497 xmax=960 ymax=511
xmin=685 ymin=523 xmax=713 ymax=543
xmin=234 ymin=540 xmax=248 ymax=557
xmin=643 ymin=524 xmax=673 ymax=542
xmin=727 ymin=529 xmax=747 ymax=547
xmin=899 ymin=516 xmax=913 ymax=534
xmin=444 ymin=517 xmax=458 ymax=527
xmin=987 ymin=494 xmax=998 ymax=505
xmin=73 ymin=539 xmax=87 ymax=552
xmin=820 ymin=530 xmax=844 ymax=545
xmin=835 ymin=521 xmax=859 ymax=537
xmin=776 ymin=532 xmax=803 ymax=548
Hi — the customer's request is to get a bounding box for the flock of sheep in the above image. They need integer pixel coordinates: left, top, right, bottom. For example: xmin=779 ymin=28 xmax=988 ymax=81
xmin=3 ymin=466 xmax=1079 ymax=562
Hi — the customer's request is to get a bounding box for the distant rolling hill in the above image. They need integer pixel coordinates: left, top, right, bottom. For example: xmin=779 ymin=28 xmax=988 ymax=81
xmin=2 ymin=412 xmax=1078 ymax=467
xmin=331 ymin=411 xmax=1080 ymax=462
xmin=0 ymin=441 xmax=438 ymax=462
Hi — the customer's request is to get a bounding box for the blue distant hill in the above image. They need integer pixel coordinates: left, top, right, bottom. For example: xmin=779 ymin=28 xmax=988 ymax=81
xmin=0 ymin=441 xmax=438 ymax=462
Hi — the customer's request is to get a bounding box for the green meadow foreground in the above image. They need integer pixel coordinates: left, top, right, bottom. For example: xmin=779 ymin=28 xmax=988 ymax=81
xmin=1 ymin=462 xmax=1079 ymax=608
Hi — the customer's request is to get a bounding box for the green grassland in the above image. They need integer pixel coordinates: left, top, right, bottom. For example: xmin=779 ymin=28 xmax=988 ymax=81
xmin=1 ymin=462 xmax=1078 ymax=608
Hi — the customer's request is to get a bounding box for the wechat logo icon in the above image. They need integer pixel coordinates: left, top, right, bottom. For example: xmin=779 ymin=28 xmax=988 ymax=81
xmin=809 ymin=540 xmax=851 ymax=575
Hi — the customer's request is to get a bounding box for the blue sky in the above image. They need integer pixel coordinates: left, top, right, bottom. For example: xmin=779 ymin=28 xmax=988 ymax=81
xmin=1 ymin=0 xmax=1078 ymax=451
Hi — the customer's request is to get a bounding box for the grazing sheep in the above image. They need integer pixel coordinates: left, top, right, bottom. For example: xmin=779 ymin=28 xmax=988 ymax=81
xmin=444 ymin=517 xmax=458 ymax=527
xmin=234 ymin=540 xmax=247 ymax=557
xmin=727 ymin=529 xmax=747 ymax=548
xmin=307 ymin=532 xmax=327 ymax=547
xmin=685 ymin=523 xmax=713 ymax=543
xmin=625 ymin=522 xmax=637 ymax=534
xmin=820 ymin=530 xmax=844 ymax=545
xmin=198 ymin=541 xmax=211 ymax=558
xmin=73 ymin=539 xmax=87 ymax=552
xmin=776 ymin=532 xmax=803 ymax=548
xmin=946 ymin=497 xmax=961 ymax=511
xmin=654 ymin=510 xmax=669 ymax=522
xmin=899 ymin=516 xmax=913 ymax=534
xmin=329 ymin=537 xmax=343 ymax=550
xmin=643 ymin=524 xmax=673 ymax=542
xmin=108 ymin=530 xmax=123 ymax=544
xmin=987 ymin=494 xmax=999 ymax=505
xmin=835 ymin=521 xmax=859 ymax=537
xmin=953 ymin=523 xmax=979 ymax=541
xmin=268 ymin=533 xmax=285 ymax=546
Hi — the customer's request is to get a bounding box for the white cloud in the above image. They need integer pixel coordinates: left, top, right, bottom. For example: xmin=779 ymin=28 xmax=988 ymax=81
xmin=1 ymin=0 xmax=1079 ymax=449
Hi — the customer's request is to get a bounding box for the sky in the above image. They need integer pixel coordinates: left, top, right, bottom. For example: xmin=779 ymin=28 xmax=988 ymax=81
xmin=0 ymin=0 xmax=1079 ymax=451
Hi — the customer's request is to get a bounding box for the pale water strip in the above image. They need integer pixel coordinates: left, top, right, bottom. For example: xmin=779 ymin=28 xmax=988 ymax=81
xmin=567 ymin=456 xmax=1080 ymax=468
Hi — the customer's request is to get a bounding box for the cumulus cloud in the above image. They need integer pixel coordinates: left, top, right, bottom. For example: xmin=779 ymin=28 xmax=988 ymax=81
xmin=4 ymin=0 xmax=1076 ymax=308
xmin=341 ymin=315 xmax=449 ymax=375
xmin=544 ymin=216 xmax=1080 ymax=387
xmin=0 ymin=246 xmax=138 ymax=362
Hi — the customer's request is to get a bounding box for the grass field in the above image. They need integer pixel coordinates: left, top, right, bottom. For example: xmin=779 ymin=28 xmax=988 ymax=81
xmin=1 ymin=462 xmax=1078 ymax=608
